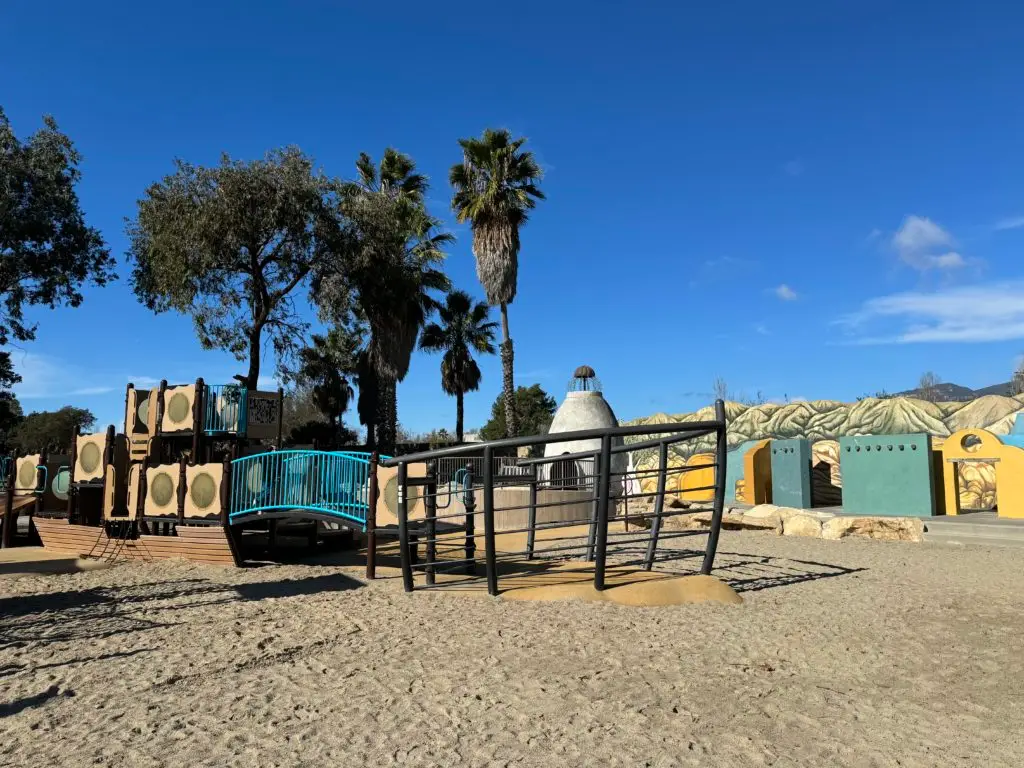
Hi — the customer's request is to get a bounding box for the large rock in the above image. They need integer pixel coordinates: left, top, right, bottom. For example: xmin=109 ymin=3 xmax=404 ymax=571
xmin=821 ymin=516 xmax=924 ymax=542
xmin=781 ymin=513 xmax=823 ymax=537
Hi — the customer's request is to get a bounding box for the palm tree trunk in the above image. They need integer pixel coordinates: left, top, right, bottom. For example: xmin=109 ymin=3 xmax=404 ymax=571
xmin=376 ymin=378 xmax=397 ymax=453
xmin=499 ymin=303 xmax=517 ymax=437
xmin=456 ymin=391 xmax=464 ymax=443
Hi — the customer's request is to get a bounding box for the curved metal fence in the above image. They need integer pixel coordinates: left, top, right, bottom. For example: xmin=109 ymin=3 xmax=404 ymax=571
xmin=228 ymin=450 xmax=376 ymax=526
xmin=203 ymin=384 xmax=248 ymax=435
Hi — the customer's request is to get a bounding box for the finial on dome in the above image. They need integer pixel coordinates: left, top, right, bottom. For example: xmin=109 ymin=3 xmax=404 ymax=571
xmin=568 ymin=365 xmax=602 ymax=392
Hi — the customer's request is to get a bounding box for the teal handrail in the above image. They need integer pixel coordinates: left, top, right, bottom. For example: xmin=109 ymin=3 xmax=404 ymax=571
xmin=203 ymin=384 xmax=248 ymax=435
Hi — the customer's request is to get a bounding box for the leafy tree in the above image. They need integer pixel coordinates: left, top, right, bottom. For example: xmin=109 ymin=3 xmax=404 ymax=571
xmin=0 ymin=391 xmax=23 ymax=448
xmin=10 ymin=406 xmax=96 ymax=453
xmin=292 ymin=324 xmax=361 ymax=427
xmin=127 ymin=148 xmax=347 ymax=389
xmin=1011 ymin=360 xmax=1024 ymax=397
xmin=316 ymin=149 xmax=450 ymax=453
xmin=479 ymin=384 xmax=556 ymax=445
xmin=450 ymin=129 xmax=545 ymax=437
xmin=1 ymin=109 xmax=114 ymax=387
xmin=420 ymin=290 xmax=497 ymax=442
xmin=286 ymin=419 xmax=358 ymax=449
xmin=355 ymin=349 xmax=380 ymax=449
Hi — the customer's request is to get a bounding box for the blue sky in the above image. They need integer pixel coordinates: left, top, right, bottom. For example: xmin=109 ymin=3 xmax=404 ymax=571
xmin=4 ymin=1 xmax=1024 ymax=434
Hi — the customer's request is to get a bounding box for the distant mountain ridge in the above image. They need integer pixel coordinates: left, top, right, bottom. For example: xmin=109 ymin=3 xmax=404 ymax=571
xmin=896 ymin=381 xmax=1013 ymax=400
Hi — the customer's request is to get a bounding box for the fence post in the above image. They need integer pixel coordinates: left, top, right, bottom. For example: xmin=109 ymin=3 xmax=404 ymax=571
xmin=526 ymin=463 xmax=539 ymax=560
xmin=586 ymin=452 xmax=601 ymax=561
xmin=397 ymin=461 xmax=414 ymax=592
xmin=482 ymin=445 xmax=498 ymax=596
xmin=593 ymin=434 xmax=613 ymax=591
xmin=463 ymin=462 xmax=476 ymax=575
xmin=365 ymin=451 xmax=378 ymax=580
xmin=644 ymin=441 xmax=669 ymax=570
xmin=424 ymin=461 xmax=437 ymax=586
xmin=66 ymin=427 xmax=78 ymax=522
xmin=700 ymin=399 xmax=729 ymax=575
xmin=2 ymin=452 xmax=16 ymax=548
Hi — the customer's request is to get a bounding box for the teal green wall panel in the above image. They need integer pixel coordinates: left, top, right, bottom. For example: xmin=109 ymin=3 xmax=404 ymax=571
xmin=725 ymin=440 xmax=761 ymax=503
xmin=770 ymin=439 xmax=812 ymax=508
xmin=839 ymin=433 xmax=934 ymax=517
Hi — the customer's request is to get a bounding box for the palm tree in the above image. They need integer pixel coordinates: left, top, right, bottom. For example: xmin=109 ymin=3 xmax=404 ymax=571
xmin=450 ymin=128 xmax=545 ymax=437
xmin=344 ymin=150 xmax=452 ymax=452
xmin=420 ymin=290 xmax=497 ymax=442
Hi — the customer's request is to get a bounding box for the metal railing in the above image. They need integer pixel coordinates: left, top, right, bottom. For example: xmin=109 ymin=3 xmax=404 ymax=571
xmin=228 ymin=450 xmax=374 ymax=526
xmin=378 ymin=400 xmax=729 ymax=595
xmin=203 ymin=384 xmax=248 ymax=435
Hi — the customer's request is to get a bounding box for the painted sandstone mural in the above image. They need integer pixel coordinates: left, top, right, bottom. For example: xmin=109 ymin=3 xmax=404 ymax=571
xmin=626 ymin=395 xmax=1023 ymax=510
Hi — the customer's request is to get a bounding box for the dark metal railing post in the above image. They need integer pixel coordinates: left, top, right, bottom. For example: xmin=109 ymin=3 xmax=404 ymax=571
xmin=526 ymin=463 xmax=538 ymax=560
xmin=424 ymin=461 xmax=437 ymax=586
xmin=644 ymin=441 xmax=670 ymax=570
xmin=463 ymin=462 xmax=476 ymax=575
xmin=586 ymin=452 xmax=601 ymax=561
xmin=701 ymin=399 xmax=729 ymax=575
xmin=482 ymin=446 xmax=498 ymax=596
xmin=593 ymin=434 xmax=613 ymax=591
xmin=397 ymin=462 xmax=414 ymax=592
xmin=365 ymin=451 xmax=379 ymax=580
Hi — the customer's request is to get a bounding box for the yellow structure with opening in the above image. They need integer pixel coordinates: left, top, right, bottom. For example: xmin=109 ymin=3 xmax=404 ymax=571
xmin=939 ymin=428 xmax=1024 ymax=519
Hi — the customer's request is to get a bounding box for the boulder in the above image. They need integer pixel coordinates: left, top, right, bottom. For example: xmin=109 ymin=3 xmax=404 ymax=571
xmin=821 ymin=516 xmax=924 ymax=542
xmin=782 ymin=513 xmax=823 ymax=537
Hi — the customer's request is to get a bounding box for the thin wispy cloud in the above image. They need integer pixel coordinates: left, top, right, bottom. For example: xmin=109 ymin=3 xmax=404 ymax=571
xmin=70 ymin=386 xmax=115 ymax=396
xmin=783 ymin=160 xmax=803 ymax=177
xmin=994 ymin=215 xmax=1024 ymax=232
xmin=774 ymin=284 xmax=798 ymax=301
xmin=890 ymin=215 xmax=968 ymax=271
xmin=754 ymin=323 xmax=770 ymax=335
xmin=835 ymin=281 xmax=1024 ymax=344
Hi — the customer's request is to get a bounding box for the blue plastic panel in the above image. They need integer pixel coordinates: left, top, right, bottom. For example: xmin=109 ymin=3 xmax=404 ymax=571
xmin=839 ymin=434 xmax=934 ymax=517
xmin=770 ymin=438 xmax=812 ymax=508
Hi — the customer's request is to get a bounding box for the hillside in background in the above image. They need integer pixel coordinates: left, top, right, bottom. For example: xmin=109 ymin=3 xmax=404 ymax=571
xmin=624 ymin=394 xmax=1024 ymax=462
xmin=895 ymin=381 xmax=1013 ymax=400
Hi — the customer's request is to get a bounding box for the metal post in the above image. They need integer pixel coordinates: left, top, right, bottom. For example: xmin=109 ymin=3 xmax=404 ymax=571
xmin=463 ymin=462 xmax=476 ymax=576
xmin=365 ymin=451 xmax=378 ymax=580
xmin=701 ymin=399 xmax=729 ymax=575
xmin=526 ymin=463 xmax=538 ymax=560
xmin=424 ymin=461 xmax=437 ymax=586
xmin=276 ymin=387 xmax=285 ymax=449
xmin=192 ymin=377 xmax=204 ymax=462
xmin=2 ymin=452 xmax=16 ymax=548
xmin=177 ymin=455 xmax=187 ymax=527
xmin=593 ymin=434 xmax=613 ymax=591
xmin=586 ymin=452 xmax=601 ymax=561
xmin=66 ymin=427 xmax=78 ymax=522
xmin=644 ymin=441 xmax=669 ymax=571
xmin=482 ymin=446 xmax=498 ymax=596
xmin=397 ymin=462 xmax=414 ymax=592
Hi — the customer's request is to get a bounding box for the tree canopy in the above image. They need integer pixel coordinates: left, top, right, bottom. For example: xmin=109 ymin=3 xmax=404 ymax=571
xmin=127 ymin=147 xmax=348 ymax=388
xmin=479 ymin=384 xmax=556 ymax=443
xmin=0 ymin=391 xmax=23 ymax=448
xmin=291 ymin=324 xmax=362 ymax=427
xmin=9 ymin=405 xmax=96 ymax=453
xmin=1 ymin=108 xmax=113 ymax=387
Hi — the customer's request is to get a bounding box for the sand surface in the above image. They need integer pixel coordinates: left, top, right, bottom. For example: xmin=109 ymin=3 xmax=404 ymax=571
xmin=2 ymin=531 xmax=1023 ymax=767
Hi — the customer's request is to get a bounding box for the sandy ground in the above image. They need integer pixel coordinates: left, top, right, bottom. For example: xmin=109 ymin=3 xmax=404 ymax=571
xmin=1 ymin=531 xmax=1023 ymax=767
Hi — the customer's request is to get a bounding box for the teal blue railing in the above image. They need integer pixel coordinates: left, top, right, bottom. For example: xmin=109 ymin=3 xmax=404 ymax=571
xmin=228 ymin=450 xmax=386 ymax=527
xmin=204 ymin=384 xmax=248 ymax=435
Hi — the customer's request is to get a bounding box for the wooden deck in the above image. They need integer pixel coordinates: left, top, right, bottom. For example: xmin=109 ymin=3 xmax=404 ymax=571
xmin=33 ymin=518 xmax=239 ymax=566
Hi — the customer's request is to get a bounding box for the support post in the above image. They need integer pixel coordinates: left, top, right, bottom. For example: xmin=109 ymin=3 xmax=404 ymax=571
xmin=2 ymin=452 xmax=16 ymax=548
xmin=125 ymin=383 xmax=134 ymax=433
xmin=397 ymin=462 xmax=414 ymax=592
xmin=192 ymin=377 xmax=204 ymax=463
xmin=700 ymin=399 xmax=729 ymax=575
xmin=482 ymin=446 xmax=498 ymax=596
xmin=463 ymin=462 xmax=476 ymax=575
xmin=66 ymin=427 xmax=79 ymax=522
xmin=365 ymin=451 xmax=378 ymax=579
xmin=157 ymin=380 xmax=168 ymax=436
xmin=586 ymin=452 xmax=601 ymax=561
xmin=593 ymin=434 xmax=613 ymax=591
xmin=526 ymin=462 xmax=538 ymax=560
xmin=644 ymin=441 xmax=669 ymax=571
xmin=424 ymin=461 xmax=437 ymax=585
xmin=177 ymin=455 xmax=187 ymax=527
xmin=276 ymin=387 xmax=284 ymax=449
xmin=34 ymin=448 xmax=48 ymax=517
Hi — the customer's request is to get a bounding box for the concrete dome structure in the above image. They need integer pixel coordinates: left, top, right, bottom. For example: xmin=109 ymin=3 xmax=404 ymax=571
xmin=543 ymin=367 xmax=627 ymax=492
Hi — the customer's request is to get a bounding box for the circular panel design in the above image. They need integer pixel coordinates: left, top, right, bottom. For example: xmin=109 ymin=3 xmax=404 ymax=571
xmin=52 ymin=469 xmax=71 ymax=501
xmin=137 ymin=397 xmax=150 ymax=426
xmin=18 ymin=461 xmax=36 ymax=488
xmin=150 ymin=472 xmax=175 ymax=508
xmin=167 ymin=392 xmax=191 ymax=424
xmin=80 ymin=443 xmax=101 ymax=474
xmin=190 ymin=473 xmax=217 ymax=510
xmin=383 ymin=475 xmax=421 ymax=516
